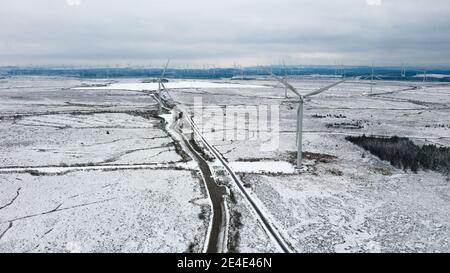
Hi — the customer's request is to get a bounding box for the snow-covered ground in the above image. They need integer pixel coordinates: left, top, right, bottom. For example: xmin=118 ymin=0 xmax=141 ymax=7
xmin=0 ymin=77 xmax=209 ymax=253
xmin=0 ymin=169 xmax=207 ymax=253
xmin=169 ymin=77 xmax=450 ymax=252
xmin=0 ymin=77 xmax=156 ymax=116
xmin=229 ymin=161 xmax=296 ymax=174
xmin=75 ymin=80 xmax=268 ymax=92
xmin=1 ymin=76 xmax=449 ymax=253
xmin=0 ymin=113 xmax=181 ymax=167
xmin=413 ymin=74 xmax=450 ymax=79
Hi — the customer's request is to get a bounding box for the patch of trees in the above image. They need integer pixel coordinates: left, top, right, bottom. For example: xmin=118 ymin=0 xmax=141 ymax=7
xmin=312 ymin=114 xmax=347 ymax=119
xmin=326 ymin=120 xmax=364 ymax=129
xmin=425 ymin=124 xmax=450 ymax=129
xmin=346 ymin=135 xmax=450 ymax=175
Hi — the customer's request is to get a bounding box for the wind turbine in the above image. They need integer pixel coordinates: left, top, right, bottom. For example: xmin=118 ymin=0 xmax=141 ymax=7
xmin=240 ymin=64 xmax=244 ymax=80
xmin=401 ymin=63 xmax=407 ymax=78
xmin=265 ymin=68 xmax=345 ymax=168
xmin=283 ymin=60 xmax=288 ymax=98
xmin=371 ymin=62 xmax=374 ymax=93
xmin=157 ymin=60 xmax=170 ymax=114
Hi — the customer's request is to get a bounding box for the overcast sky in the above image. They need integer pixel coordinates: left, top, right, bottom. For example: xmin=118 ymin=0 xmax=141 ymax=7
xmin=0 ymin=0 xmax=449 ymax=67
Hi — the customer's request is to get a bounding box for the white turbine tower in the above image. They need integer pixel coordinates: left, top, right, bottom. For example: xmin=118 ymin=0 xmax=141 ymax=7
xmin=371 ymin=62 xmax=374 ymax=93
xmin=266 ymin=69 xmax=345 ymax=168
xmin=283 ymin=60 xmax=288 ymax=98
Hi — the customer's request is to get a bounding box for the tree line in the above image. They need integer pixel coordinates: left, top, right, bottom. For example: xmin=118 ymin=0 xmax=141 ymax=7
xmin=346 ymin=135 xmax=450 ymax=175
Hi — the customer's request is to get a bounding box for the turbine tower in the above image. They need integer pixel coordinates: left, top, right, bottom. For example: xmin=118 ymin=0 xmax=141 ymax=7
xmin=371 ymin=63 xmax=374 ymax=93
xmin=283 ymin=60 xmax=288 ymax=98
xmin=266 ymin=69 xmax=345 ymax=168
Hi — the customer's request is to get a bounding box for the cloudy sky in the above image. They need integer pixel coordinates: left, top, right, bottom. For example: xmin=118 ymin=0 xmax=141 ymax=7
xmin=0 ymin=0 xmax=449 ymax=67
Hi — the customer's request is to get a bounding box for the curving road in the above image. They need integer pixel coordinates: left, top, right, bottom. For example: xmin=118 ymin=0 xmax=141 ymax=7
xmin=181 ymin=112 xmax=294 ymax=253
xmin=168 ymin=115 xmax=228 ymax=253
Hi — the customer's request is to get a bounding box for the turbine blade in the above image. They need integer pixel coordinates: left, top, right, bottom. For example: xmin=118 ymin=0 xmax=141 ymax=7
xmin=304 ymin=80 xmax=345 ymax=98
xmin=262 ymin=66 xmax=302 ymax=97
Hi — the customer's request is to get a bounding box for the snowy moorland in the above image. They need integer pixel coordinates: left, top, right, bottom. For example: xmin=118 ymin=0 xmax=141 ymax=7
xmin=0 ymin=76 xmax=449 ymax=253
xmin=169 ymin=77 xmax=450 ymax=252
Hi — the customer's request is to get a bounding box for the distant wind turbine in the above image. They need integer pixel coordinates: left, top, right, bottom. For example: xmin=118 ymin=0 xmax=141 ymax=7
xmin=265 ymin=68 xmax=345 ymax=168
xmin=401 ymin=63 xmax=407 ymax=78
xmin=283 ymin=60 xmax=288 ymax=98
xmin=157 ymin=60 xmax=170 ymax=114
xmin=371 ymin=63 xmax=374 ymax=93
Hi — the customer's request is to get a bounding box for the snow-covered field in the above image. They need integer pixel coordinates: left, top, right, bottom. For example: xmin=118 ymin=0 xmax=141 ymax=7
xmin=0 ymin=77 xmax=208 ymax=253
xmin=0 ymin=169 xmax=207 ymax=253
xmin=0 ymin=113 xmax=181 ymax=167
xmin=76 ymin=81 xmax=268 ymax=92
xmin=169 ymin=77 xmax=450 ymax=252
xmin=0 ymin=76 xmax=449 ymax=253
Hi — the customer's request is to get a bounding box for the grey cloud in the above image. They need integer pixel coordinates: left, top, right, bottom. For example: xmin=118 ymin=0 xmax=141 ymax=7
xmin=0 ymin=0 xmax=449 ymax=66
